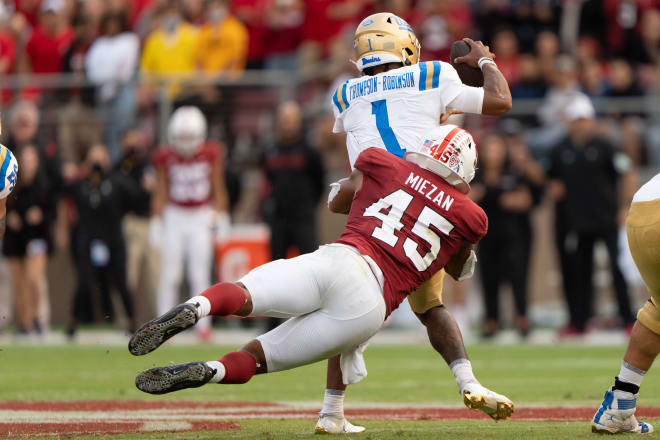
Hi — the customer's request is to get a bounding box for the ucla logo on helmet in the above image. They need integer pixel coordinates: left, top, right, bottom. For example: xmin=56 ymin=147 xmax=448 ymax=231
xmin=361 ymin=19 xmax=374 ymax=26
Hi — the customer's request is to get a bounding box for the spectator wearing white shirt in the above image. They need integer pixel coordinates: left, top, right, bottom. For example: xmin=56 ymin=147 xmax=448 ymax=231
xmin=86 ymin=12 xmax=139 ymax=162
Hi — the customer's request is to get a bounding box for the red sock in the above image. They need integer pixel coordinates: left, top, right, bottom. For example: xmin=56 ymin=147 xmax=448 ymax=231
xmin=201 ymin=282 xmax=246 ymax=316
xmin=219 ymin=351 xmax=257 ymax=384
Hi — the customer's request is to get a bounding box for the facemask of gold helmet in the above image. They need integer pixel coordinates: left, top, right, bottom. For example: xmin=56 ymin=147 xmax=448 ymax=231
xmin=353 ymin=12 xmax=421 ymax=73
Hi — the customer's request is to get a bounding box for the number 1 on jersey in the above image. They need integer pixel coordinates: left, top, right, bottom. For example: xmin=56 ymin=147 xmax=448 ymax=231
xmin=371 ymin=100 xmax=406 ymax=158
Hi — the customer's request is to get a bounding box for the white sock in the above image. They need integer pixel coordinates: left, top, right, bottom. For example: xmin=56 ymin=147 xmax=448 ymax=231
xmin=205 ymin=361 xmax=226 ymax=383
xmin=320 ymin=389 xmax=345 ymax=417
xmin=450 ymin=358 xmax=479 ymax=394
xmin=186 ymin=296 xmax=211 ymax=319
xmin=619 ymin=361 xmax=646 ymax=387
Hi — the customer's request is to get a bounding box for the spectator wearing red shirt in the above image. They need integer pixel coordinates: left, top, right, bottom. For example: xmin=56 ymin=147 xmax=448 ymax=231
xmin=300 ymin=0 xmax=373 ymax=62
xmin=21 ymin=0 xmax=74 ymax=100
xmin=0 ymin=4 xmax=18 ymax=104
xmin=232 ymin=0 xmax=270 ymax=69
xmin=492 ymin=29 xmax=521 ymax=88
xmin=416 ymin=0 xmax=472 ymax=62
xmin=14 ymin=0 xmax=42 ymax=29
xmin=264 ymin=0 xmax=304 ymax=71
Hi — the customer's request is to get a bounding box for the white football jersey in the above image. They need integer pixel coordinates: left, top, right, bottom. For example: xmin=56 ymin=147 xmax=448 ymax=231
xmin=0 ymin=144 xmax=18 ymax=199
xmin=332 ymin=61 xmax=484 ymax=168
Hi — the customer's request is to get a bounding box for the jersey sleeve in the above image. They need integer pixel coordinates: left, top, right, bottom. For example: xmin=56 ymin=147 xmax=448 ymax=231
xmin=461 ymin=202 xmax=488 ymax=243
xmin=152 ymin=148 xmax=169 ymax=167
xmin=201 ymin=141 xmax=222 ymax=163
xmin=353 ymin=147 xmax=393 ymax=177
xmin=331 ymin=80 xmax=351 ymax=133
xmin=438 ymin=63 xmax=484 ymax=114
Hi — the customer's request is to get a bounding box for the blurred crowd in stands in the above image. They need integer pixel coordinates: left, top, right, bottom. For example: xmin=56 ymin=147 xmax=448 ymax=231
xmin=0 ymin=0 xmax=659 ymax=340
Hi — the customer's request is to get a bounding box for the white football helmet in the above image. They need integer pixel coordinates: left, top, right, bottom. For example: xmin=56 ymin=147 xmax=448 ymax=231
xmin=168 ymin=106 xmax=207 ymax=157
xmin=405 ymin=124 xmax=477 ymax=194
xmin=0 ymin=144 xmax=18 ymax=199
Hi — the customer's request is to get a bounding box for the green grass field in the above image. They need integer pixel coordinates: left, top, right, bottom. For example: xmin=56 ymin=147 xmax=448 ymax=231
xmin=1 ymin=343 xmax=658 ymax=439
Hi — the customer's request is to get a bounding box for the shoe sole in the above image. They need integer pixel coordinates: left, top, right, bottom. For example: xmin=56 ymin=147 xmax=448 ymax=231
xmin=463 ymin=391 xmax=515 ymax=421
xmin=314 ymin=425 xmax=366 ymax=435
xmin=591 ymin=424 xmax=653 ymax=435
xmin=591 ymin=425 xmax=616 ymax=434
xmin=128 ymin=304 xmax=198 ymax=356
xmin=136 ymin=362 xmax=213 ymax=394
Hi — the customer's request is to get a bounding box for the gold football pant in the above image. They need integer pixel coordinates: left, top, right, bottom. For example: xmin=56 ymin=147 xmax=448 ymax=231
xmin=408 ymin=270 xmax=446 ymax=315
xmin=627 ymin=200 xmax=660 ymax=335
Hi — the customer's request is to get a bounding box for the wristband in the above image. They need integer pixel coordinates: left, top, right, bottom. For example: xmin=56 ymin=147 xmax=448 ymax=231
xmin=477 ymin=57 xmax=496 ymax=70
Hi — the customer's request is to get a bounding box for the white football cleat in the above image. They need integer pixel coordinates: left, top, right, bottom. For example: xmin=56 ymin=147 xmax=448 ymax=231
xmin=462 ymin=383 xmax=515 ymax=421
xmin=591 ymin=388 xmax=653 ymax=434
xmin=314 ymin=414 xmax=366 ymax=434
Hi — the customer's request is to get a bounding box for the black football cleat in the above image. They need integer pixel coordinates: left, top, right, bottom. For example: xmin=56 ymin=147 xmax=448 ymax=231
xmin=136 ymin=362 xmax=216 ymax=394
xmin=128 ymin=304 xmax=199 ymax=356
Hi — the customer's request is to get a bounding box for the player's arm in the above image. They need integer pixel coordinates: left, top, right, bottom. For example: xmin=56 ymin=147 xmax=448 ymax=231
xmin=444 ymin=240 xmax=477 ymax=281
xmin=211 ymin=157 xmax=230 ymax=213
xmin=328 ymin=169 xmax=363 ymax=214
xmin=453 ymin=38 xmax=512 ymax=116
xmin=151 ymin=165 xmax=168 ymax=217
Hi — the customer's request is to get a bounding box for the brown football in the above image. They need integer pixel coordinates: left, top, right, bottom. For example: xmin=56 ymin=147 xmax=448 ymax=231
xmin=450 ymin=40 xmax=484 ymax=87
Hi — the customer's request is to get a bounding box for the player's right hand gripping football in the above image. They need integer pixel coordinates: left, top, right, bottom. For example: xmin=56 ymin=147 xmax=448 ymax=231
xmin=453 ymin=38 xmax=495 ymax=69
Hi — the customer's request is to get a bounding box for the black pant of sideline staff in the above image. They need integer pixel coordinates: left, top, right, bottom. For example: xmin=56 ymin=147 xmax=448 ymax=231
xmin=574 ymin=229 xmax=635 ymax=331
xmin=554 ymin=211 xmax=582 ymax=332
xmin=266 ymin=219 xmax=317 ymax=330
xmin=477 ymin=230 xmax=531 ymax=336
xmin=68 ymin=240 xmax=136 ymax=336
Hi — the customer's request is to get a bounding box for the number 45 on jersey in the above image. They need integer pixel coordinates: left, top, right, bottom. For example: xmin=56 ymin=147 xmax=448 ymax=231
xmin=363 ymin=189 xmax=454 ymax=272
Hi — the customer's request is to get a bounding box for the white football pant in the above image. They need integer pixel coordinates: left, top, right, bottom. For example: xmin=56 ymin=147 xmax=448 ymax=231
xmin=157 ymin=204 xmax=214 ymax=331
xmin=240 ymin=244 xmax=386 ymax=376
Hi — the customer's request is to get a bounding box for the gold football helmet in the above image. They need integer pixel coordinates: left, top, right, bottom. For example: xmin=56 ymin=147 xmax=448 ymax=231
xmin=353 ymin=12 xmax=421 ymax=72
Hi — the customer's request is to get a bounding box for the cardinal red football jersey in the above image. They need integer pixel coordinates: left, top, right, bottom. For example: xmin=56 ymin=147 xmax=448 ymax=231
xmin=153 ymin=141 xmax=223 ymax=207
xmin=335 ymin=147 xmax=488 ymax=316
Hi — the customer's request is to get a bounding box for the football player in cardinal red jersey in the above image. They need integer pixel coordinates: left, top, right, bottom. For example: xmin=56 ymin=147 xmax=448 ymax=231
xmin=129 ymin=126 xmax=513 ymax=423
xmin=150 ymin=106 xmax=230 ymax=340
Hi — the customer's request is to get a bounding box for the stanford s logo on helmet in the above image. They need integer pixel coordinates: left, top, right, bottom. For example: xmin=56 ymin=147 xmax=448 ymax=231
xmin=353 ymin=12 xmax=421 ymax=73
xmin=405 ymin=125 xmax=477 ymax=194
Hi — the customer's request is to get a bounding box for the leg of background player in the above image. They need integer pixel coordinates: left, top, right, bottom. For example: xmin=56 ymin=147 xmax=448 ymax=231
xmin=623 ymin=321 xmax=660 ymax=373
xmin=603 ymin=229 xmax=635 ymax=327
xmin=157 ymin=207 xmax=185 ymax=316
xmin=591 ymin=320 xmax=658 ymax=434
xmin=186 ymin=207 xmax=214 ymax=339
xmin=592 ymin=204 xmax=658 ymax=434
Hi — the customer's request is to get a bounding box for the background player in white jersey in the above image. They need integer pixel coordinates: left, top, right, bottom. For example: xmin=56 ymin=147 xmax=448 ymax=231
xmin=316 ymin=12 xmax=513 ymax=434
xmin=0 ymin=125 xmax=19 ymax=239
xmin=151 ymin=106 xmax=230 ymax=340
xmin=591 ymin=173 xmax=660 ymax=435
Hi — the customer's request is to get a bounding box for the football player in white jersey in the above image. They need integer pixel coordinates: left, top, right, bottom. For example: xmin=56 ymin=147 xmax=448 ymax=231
xmin=0 ymin=127 xmax=19 ymax=238
xmin=591 ymin=173 xmax=660 ymax=435
xmin=151 ymin=107 xmax=230 ymax=341
xmin=316 ymin=12 xmax=513 ymax=434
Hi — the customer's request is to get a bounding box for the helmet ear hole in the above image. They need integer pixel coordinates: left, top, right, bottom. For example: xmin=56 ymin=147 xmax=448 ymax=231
xmin=404 ymin=48 xmax=413 ymax=56
xmin=386 ymin=17 xmax=393 ymax=23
